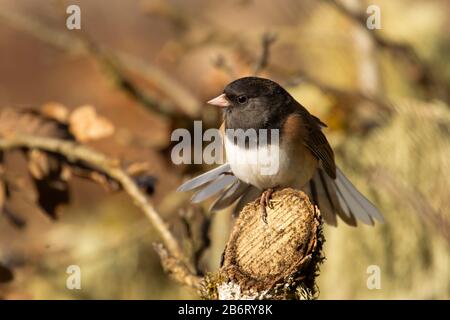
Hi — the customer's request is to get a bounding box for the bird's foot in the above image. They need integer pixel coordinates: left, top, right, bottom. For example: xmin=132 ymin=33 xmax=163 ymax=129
xmin=260 ymin=188 xmax=275 ymax=224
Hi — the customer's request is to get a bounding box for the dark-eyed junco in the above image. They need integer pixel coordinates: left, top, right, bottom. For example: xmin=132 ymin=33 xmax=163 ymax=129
xmin=178 ymin=77 xmax=383 ymax=226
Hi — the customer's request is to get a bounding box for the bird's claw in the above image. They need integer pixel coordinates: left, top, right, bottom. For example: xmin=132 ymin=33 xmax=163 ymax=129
xmin=260 ymin=205 xmax=268 ymax=224
xmin=259 ymin=188 xmax=275 ymax=224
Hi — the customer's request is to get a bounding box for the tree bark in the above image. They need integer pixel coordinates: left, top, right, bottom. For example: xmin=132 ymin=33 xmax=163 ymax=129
xmin=201 ymin=188 xmax=324 ymax=300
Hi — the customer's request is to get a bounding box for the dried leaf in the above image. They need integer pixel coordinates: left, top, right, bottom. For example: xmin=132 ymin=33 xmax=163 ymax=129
xmin=0 ymin=108 xmax=154 ymax=221
xmin=0 ymin=108 xmax=72 ymax=139
xmin=69 ymin=105 xmax=115 ymax=142
xmin=25 ymin=148 xmax=70 ymax=219
xmin=41 ymin=102 xmax=69 ymax=123
xmin=27 ymin=149 xmax=50 ymax=180
xmin=0 ymin=108 xmax=125 ymax=221
xmin=63 ymin=163 xmax=119 ymax=192
xmin=125 ymin=161 xmax=153 ymax=176
xmin=0 ymin=263 xmax=13 ymax=283
xmin=33 ymin=178 xmax=69 ymax=219
xmin=60 ymin=164 xmax=72 ymax=181
xmin=88 ymin=171 xmax=119 ymax=192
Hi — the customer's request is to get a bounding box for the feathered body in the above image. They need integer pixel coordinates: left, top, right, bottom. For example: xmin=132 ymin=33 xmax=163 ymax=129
xmin=178 ymin=77 xmax=383 ymax=226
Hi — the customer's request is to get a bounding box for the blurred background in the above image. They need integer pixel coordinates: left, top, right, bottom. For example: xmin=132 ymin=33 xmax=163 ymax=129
xmin=0 ymin=0 xmax=449 ymax=299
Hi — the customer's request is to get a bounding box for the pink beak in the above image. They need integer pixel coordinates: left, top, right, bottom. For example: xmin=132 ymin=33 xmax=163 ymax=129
xmin=207 ymin=93 xmax=230 ymax=108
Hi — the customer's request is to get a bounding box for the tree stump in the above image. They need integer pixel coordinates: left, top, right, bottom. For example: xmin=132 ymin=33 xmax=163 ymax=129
xmin=201 ymin=188 xmax=324 ymax=300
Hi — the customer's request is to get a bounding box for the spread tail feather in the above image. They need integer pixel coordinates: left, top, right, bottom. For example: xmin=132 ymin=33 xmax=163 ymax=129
xmin=178 ymin=164 xmax=383 ymax=227
xmin=177 ymin=164 xmax=231 ymax=192
xmin=191 ymin=174 xmax=236 ymax=203
xmin=335 ymin=167 xmax=384 ymax=224
xmin=177 ymin=164 xmax=261 ymax=215
xmin=210 ymin=180 xmax=251 ymax=211
xmin=305 ymin=167 xmax=383 ymax=226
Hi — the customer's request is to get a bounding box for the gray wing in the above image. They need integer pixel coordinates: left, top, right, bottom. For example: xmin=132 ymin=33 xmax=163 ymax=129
xmin=178 ymin=163 xmax=262 ymax=215
xmin=177 ymin=163 xmax=231 ymax=192
xmin=191 ymin=174 xmax=237 ymax=203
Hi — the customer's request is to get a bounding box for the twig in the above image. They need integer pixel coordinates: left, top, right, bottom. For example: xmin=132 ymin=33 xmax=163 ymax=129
xmin=212 ymin=54 xmax=237 ymax=78
xmin=112 ymin=50 xmax=201 ymax=118
xmin=178 ymin=206 xmax=211 ymax=274
xmin=153 ymin=243 xmax=202 ymax=288
xmin=285 ymin=71 xmax=393 ymax=114
xmin=0 ymin=9 xmax=201 ymax=118
xmin=210 ymin=32 xmax=277 ymax=78
xmin=0 ymin=134 xmax=201 ymax=288
xmin=253 ymin=32 xmax=277 ymax=75
xmin=82 ymin=40 xmax=178 ymax=119
xmin=323 ymin=0 xmax=449 ymax=102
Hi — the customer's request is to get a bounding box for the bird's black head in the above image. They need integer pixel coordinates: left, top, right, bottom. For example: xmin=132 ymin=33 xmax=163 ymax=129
xmin=208 ymin=77 xmax=294 ymax=130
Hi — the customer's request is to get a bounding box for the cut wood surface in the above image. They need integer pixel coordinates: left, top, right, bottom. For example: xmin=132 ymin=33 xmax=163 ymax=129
xmin=202 ymin=188 xmax=324 ymax=300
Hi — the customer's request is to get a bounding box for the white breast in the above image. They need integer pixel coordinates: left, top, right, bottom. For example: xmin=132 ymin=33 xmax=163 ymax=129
xmin=224 ymin=134 xmax=318 ymax=190
xmin=224 ymin=135 xmax=291 ymax=190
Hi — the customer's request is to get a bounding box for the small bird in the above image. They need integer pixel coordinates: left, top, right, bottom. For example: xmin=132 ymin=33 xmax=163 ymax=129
xmin=178 ymin=77 xmax=383 ymax=226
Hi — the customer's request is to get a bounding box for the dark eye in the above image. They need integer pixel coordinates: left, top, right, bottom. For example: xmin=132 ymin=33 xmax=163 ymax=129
xmin=237 ymin=95 xmax=248 ymax=104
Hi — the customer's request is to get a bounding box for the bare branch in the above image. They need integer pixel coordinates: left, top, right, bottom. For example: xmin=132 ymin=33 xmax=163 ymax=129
xmin=285 ymin=71 xmax=393 ymax=114
xmin=212 ymin=54 xmax=237 ymax=78
xmin=0 ymin=9 xmax=201 ymax=119
xmin=0 ymin=134 xmax=201 ymax=286
xmin=153 ymin=243 xmax=202 ymax=288
xmin=253 ymin=32 xmax=278 ymax=75
xmin=323 ymin=0 xmax=449 ymax=102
